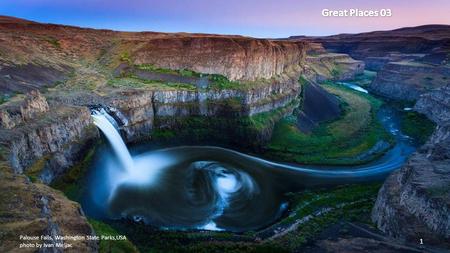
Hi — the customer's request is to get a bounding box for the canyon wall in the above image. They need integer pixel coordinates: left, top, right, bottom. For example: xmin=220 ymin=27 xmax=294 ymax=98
xmin=372 ymin=84 xmax=450 ymax=247
xmin=304 ymin=53 xmax=364 ymax=82
xmin=0 ymin=170 xmax=99 ymax=252
xmin=293 ymin=25 xmax=450 ymax=68
xmin=293 ymin=25 xmax=450 ymax=102
xmin=0 ymin=91 xmax=98 ymax=183
xmin=0 ymin=16 xmax=308 ymax=94
xmin=0 ymin=15 xmax=309 ymax=179
xmin=369 ymin=62 xmax=450 ymax=101
xmin=132 ymin=37 xmax=307 ymax=81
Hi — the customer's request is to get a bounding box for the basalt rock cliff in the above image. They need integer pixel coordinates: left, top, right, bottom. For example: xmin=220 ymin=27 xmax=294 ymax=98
xmin=0 ymin=15 xmax=308 ymax=94
xmin=372 ymin=85 xmax=450 ymax=248
xmin=369 ymin=62 xmax=450 ymax=101
xmin=292 ymin=25 xmax=450 ymax=101
xmin=132 ymin=37 xmax=306 ymax=81
xmin=0 ymin=17 xmax=312 ymax=252
xmin=291 ymin=25 xmax=450 ymax=69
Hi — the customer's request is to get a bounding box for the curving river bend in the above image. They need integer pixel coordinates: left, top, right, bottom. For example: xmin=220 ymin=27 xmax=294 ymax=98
xmin=82 ymin=85 xmax=416 ymax=232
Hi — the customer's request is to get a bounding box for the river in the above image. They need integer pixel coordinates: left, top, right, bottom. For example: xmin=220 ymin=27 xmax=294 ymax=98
xmin=81 ymin=82 xmax=416 ymax=232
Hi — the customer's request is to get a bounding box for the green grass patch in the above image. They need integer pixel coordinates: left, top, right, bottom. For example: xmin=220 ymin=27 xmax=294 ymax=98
xmin=108 ymin=76 xmax=197 ymax=90
xmin=120 ymin=52 xmax=131 ymax=63
xmin=44 ymin=37 xmax=61 ymax=48
xmin=353 ymin=70 xmax=377 ymax=87
xmin=400 ymin=111 xmax=436 ymax=144
xmin=107 ymin=183 xmax=380 ymax=252
xmin=24 ymin=155 xmax=50 ymax=183
xmin=266 ymin=83 xmax=392 ymax=165
xmin=134 ymin=64 xmax=277 ymax=91
xmin=273 ymin=183 xmax=381 ymax=251
xmin=88 ymin=219 xmax=139 ymax=253
xmin=151 ymin=98 xmax=298 ymax=149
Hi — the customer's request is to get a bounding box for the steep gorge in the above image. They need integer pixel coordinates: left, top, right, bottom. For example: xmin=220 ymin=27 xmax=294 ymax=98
xmin=372 ymin=84 xmax=450 ymax=247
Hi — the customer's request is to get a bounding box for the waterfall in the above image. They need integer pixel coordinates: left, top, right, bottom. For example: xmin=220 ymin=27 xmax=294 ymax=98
xmin=91 ymin=109 xmax=134 ymax=172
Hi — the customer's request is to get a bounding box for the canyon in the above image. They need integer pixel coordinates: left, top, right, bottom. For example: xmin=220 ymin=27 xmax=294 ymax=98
xmin=293 ymin=25 xmax=450 ymax=101
xmin=0 ymin=16 xmax=311 ymax=252
xmin=292 ymin=24 xmax=450 ymax=251
xmin=372 ymin=84 xmax=450 ymax=247
xmin=0 ymin=16 xmax=449 ymax=253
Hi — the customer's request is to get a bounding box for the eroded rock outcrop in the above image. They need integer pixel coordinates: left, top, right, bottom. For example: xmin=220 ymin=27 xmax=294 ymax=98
xmin=0 ymin=169 xmax=98 ymax=252
xmin=294 ymin=25 xmax=450 ymax=69
xmin=304 ymin=53 xmax=364 ymax=82
xmin=414 ymin=84 xmax=450 ymax=126
xmin=0 ymin=15 xmax=308 ymax=94
xmin=0 ymin=91 xmax=98 ymax=183
xmin=103 ymin=76 xmax=300 ymax=144
xmin=372 ymin=85 xmax=450 ymax=248
xmin=0 ymin=90 xmax=49 ymax=129
xmin=369 ymin=61 xmax=450 ymax=101
xmin=132 ymin=37 xmax=307 ymax=81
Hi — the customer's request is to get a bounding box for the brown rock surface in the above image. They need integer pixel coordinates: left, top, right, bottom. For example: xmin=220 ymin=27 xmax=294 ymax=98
xmin=0 ymin=168 xmax=98 ymax=253
xmin=0 ymin=15 xmax=308 ymax=94
xmin=0 ymin=90 xmax=49 ymax=129
xmin=305 ymin=53 xmax=364 ymax=82
xmin=0 ymin=100 xmax=98 ymax=182
xmin=133 ymin=37 xmax=306 ymax=81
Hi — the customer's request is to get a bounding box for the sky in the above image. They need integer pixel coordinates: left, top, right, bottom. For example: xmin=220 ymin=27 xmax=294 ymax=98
xmin=0 ymin=0 xmax=449 ymax=38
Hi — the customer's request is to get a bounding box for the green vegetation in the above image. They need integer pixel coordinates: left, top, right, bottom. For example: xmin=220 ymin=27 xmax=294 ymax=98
xmin=0 ymin=95 xmax=9 ymax=105
xmin=136 ymin=64 xmax=243 ymax=90
xmin=353 ymin=70 xmax=377 ymax=87
xmin=119 ymin=52 xmax=131 ymax=63
xmin=298 ymin=75 xmax=308 ymax=86
xmin=100 ymin=183 xmax=380 ymax=253
xmin=133 ymin=64 xmax=280 ymax=91
xmin=45 ymin=37 xmax=61 ymax=48
xmin=282 ymin=183 xmax=380 ymax=225
xmin=51 ymin=146 xmax=96 ymax=201
xmin=400 ymin=111 xmax=436 ymax=144
xmin=108 ymin=76 xmax=197 ymax=90
xmin=24 ymin=155 xmax=50 ymax=183
xmin=273 ymin=183 xmax=381 ymax=251
xmin=151 ymin=98 xmax=299 ymax=148
xmin=137 ymin=64 xmax=190 ymax=75
xmin=0 ymin=93 xmax=19 ymax=105
xmin=331 ymin=67 xmax=342 ymax=79
xmin=266 ymin=82 xmax=392 ymax=165
xmin=88 ymin=219 xmax=139 ymax=253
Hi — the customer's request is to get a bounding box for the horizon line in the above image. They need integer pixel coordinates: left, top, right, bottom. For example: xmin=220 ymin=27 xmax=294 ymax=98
xmin=1 ymin=15 xmax=449 ymax=39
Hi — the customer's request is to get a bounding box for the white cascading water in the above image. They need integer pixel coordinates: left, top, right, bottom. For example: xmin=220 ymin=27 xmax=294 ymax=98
xmin=91 ymin=109 xmax=134 ymax=172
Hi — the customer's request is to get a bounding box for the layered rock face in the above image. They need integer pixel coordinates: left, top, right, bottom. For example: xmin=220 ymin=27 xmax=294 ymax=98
xmin=103 ymin=76 xmax=300 ymax=144
xmin=0 ymin=96 xmax=98 ymax=252
xmin=369 ymin=62 xmax=450 ymax=101
xmin=133 ymin=37 xmax=307 ymax=81
xmin=415 ymin=84 xmax=450 ymax=125
xmin=306 ymin=53 xmax=364 ymax=82
xmin=296 ymin=83 xmax=341 ymax=133
xmin=0 ymin=90 xmax=49 ymax=129
xmin=372 ymin=85 xmax=450 ymax=248
xmin=294 ymin=25 xmax=450 ymax=67
xmin=293 ymin=25 xmax=450 ymax=101
xmin=0 ymin=91 xmax=98 ymax=183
